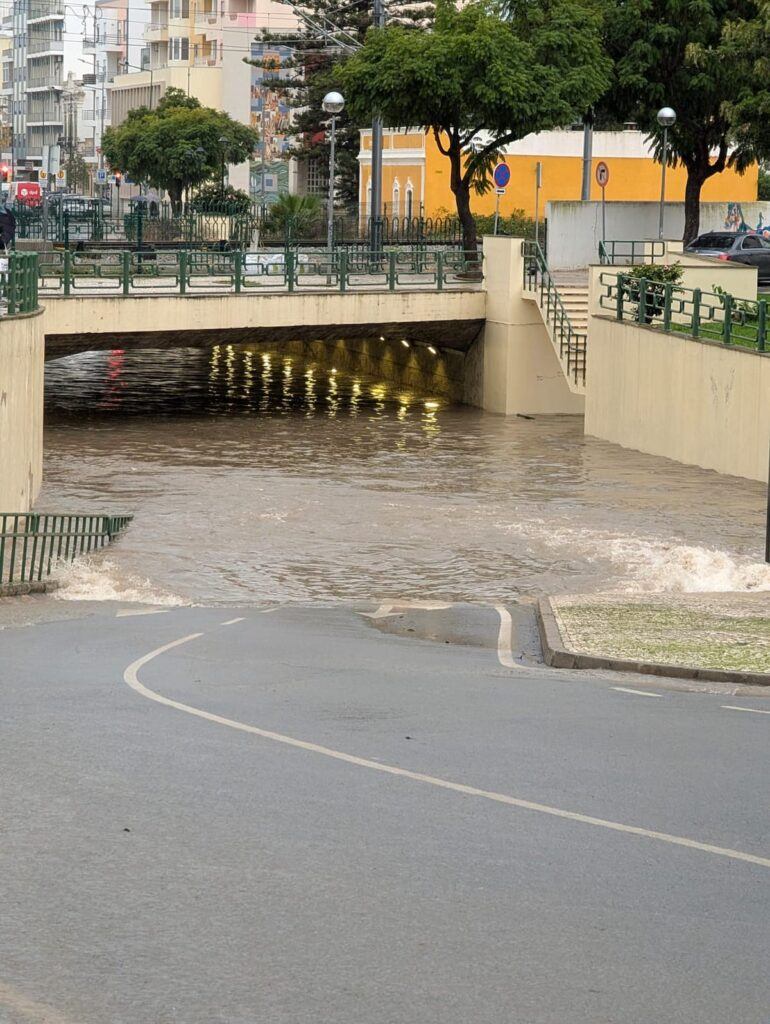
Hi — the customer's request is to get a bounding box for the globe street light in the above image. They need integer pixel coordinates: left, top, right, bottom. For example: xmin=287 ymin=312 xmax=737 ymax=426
xmin=657 ymin=106 xmax=676 ymax=239
xmin=322 ymin=91 xmax=344 ymax=253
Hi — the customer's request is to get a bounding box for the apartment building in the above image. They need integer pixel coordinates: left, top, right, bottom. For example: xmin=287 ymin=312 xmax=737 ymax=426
xmin=109 ymin=0 xmax=297 ymax=192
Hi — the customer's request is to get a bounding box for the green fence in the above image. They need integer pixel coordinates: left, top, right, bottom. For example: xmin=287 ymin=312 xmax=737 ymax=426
xmin=0 ymin=513 xmax=133 ymax=587
xmin=598 ymin=271 xmax=768 ymax=351
xmin=598 ymin=240 xmax=667 ymax=265
xmin=522 ymin=240 xmax=587 ymax=385
xmin=0 ymin=252 xmax=40 ymax=315
xmin=37 ymin=246 xmax=473 ymax=296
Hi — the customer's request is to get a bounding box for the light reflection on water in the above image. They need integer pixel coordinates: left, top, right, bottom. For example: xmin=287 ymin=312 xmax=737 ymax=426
xmin=40 ymin=345 xmax=770 ymax=605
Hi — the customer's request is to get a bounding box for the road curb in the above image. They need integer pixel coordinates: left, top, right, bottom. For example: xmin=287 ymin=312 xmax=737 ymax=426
xmin=0 ymin=580 xmax=61 ymax=598
xmin=536 ymin=597 xmax=770 ymax=687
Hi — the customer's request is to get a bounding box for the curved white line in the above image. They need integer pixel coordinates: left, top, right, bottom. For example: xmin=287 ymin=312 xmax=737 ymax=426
xmin=493 ymin=604 xmax=519 ymax=669
xmin=123 ymin=632 xmax=770 ymax=870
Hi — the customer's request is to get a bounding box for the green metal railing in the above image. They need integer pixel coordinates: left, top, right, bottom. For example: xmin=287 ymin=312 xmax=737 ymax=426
xmin=598 ymin=272 xmax=768 ymax=352
xmin=0 ymin=513 xmax=133 ymax=587
xmin=522 ymin=240 xmax=586 ymax=385
xmin=599 ymin=240 xmax=667 ymax=265
xmin=38 ymin=246 xmax=474 ymax=296
xmin=0 ymin=252 xmax=40 ymax=315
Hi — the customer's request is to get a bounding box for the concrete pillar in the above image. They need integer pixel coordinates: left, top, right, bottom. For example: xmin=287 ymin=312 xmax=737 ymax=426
xmin=473 ymin=236 xmax=584 ymax=415
xmin=0 ymin=311 xmax=45 ymax=511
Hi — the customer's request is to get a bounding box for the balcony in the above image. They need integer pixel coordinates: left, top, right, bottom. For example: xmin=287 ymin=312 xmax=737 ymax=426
xmin=28 ymin=38 xmax=65 ymax=57
xmin=28 ymin=3 xmax=65 ymax=24
xmin=145 ymin=21 xmax=169 ymax=42
xmin=195 ymin=7 xmax=220 ymax=31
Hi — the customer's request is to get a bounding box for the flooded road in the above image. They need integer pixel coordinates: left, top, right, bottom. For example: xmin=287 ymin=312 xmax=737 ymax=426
xmin=41 ymin=346 xmax=770 ymax=605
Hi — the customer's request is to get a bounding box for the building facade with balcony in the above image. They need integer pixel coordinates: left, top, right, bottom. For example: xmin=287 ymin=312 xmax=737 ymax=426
xmin=108 ymin=0 xmax=297 ymax=193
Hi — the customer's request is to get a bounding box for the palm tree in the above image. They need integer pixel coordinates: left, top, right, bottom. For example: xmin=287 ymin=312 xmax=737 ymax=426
xmin=263 ymin=194 xmax=323 ymax=245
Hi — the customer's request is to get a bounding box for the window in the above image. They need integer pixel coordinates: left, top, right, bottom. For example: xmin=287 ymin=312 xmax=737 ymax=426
xmin=405 ymin=180 xmax=414 ymax=219
xmin=168 ymin=36 xmax=189 ymax=61
xmin=741 ymin=235 xmax=762 ymax=249
xmin=169 ymin=0 xmax=189 ymax=17
xmin=392 ymin=178 xmax=400 ymax=218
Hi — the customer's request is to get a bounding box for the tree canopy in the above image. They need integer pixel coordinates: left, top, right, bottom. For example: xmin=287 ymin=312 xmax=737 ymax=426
xmin=339 ymin=0 xmax=611 ymax=254
xmin=102 ymin=88 xmax=258 ymax=209
xmin=603 ymin=0 xmax=766 ymax=242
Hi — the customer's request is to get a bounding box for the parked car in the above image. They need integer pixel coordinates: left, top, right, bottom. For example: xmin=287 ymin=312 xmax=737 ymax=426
xmin=685 ymin=231 xmax=770 ymax=283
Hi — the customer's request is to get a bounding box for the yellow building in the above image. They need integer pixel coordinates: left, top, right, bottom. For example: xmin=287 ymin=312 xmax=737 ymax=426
xmin=358 ymin=128 xmax=758 ymax=220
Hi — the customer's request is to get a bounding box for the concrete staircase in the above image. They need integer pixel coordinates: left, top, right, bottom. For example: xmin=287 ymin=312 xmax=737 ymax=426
xmin=523 ymin=249 xmax=588 ymax=394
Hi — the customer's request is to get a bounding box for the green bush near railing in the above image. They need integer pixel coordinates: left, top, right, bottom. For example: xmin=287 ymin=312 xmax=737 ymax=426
xmin=0 ymin=513 xmax=133 ymax=587
xmin=598 ymin=271 xmax=768 ymax=352
xmin=0 ymin=252 xmax=40 ymax=316
xmin=37 ymin=247 xmax=473 ymax=296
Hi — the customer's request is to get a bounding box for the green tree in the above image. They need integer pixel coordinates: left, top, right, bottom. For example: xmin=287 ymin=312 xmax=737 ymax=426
xmin=102 ymin=88 xmax=258 ymax=211
xmin=263 ymin=193 xmax=323 ymax=243
xmin=339 ymin=0 xmax=610 ymax=256
xmin=603 ymin=0 xmax=761 ymax=243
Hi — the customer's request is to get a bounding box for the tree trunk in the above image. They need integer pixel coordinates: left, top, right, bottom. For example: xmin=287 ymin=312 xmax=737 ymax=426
xmin=448 ymin=147 xmax=478 ymax=265
xmin=683 ymin=170 xmax=705 ymax=246
xmin=168 ymin=183 xmax=184 ymax=216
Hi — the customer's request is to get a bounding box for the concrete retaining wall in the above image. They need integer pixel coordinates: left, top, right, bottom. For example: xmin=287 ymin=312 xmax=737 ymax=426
xmin=547 ymin=201 xmax=770 ymax=269
xmin=0 ymin=310 xmax=45 ymax=511
xmin=585 ymin=314 xmax=770 ymax=482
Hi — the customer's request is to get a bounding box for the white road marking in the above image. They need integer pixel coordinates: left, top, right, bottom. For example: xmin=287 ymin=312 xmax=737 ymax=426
xmin=361 ymin=600 xmax=454 ymax=620
xmin=123 ymin=633 xmax=770 ymax=870
xmin=0 ymin=980 xmax=76 ymax=1024
xmin=721 ymin=705 xmax=770 ymax=716
xmin=221 ymin=617 xmax=245 ymax=626
xmin=493 ymin=604 xmax=519 ymax=669
xmin=115 ymin=608 xmax=170 ymax=618
xmin=612 ymin=686 xmax=661 ymax=698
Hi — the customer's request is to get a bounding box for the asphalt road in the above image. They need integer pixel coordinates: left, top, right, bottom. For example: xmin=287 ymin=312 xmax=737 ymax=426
xmin=1 ymin=599 xmax=768 ymax=1024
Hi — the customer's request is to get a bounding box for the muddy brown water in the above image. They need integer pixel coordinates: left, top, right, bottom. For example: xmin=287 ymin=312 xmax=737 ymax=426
xmin=40 ymin=345 xmax=770 ymax=605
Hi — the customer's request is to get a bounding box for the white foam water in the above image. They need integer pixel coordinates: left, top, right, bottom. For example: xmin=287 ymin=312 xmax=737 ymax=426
xmin=53 ymin=557 xmax=186 ymax=606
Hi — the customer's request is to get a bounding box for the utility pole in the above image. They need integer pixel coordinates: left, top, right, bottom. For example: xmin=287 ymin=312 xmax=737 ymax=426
xmin=369 ymin=0 xmax=385 ymax=251
xmin=580 ymin=109 xmax=593 ymax=202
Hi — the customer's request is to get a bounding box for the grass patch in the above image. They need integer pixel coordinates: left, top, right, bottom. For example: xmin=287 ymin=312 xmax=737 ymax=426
xmin=557 ymin=603 xmax=770 ymax=673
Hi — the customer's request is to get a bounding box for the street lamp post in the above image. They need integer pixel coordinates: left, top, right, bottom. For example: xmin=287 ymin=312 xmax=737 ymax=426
xmin=322 ymin=91 xmax=344 ymax=254
xmin=218 ymin=135 xmax=228 ymax=195
xmin=657 ymin=106 xmax=676 ymax=240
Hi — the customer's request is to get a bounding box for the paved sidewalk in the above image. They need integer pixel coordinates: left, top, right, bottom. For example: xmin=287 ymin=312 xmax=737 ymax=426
xmin=550 ymin=593 xmax=770 ymax=675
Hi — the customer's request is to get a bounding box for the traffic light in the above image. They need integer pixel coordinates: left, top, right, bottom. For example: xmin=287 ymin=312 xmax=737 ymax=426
xmin=114 ymin=171 xmax=122 ymax=188
xmin=0 ymin=164 xmax=9 ymax=184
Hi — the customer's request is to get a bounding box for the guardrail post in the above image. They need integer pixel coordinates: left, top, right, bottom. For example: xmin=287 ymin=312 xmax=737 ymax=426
xmin=63 ymin=249 xmax=72 ymax=296
xmin=121 ymin=251 xmax=130 ymax=296
xmin=637 ymin=277 xmax=648 ymax=324
xmin=436 ymin=250 xmax=444 ymax=291
xmin=234 ymin=250 xmax=242 ymax=294
xmin=179 ymin=250 xmax=187 ymax=295
xmin=339 ymin=251 xmax=348 ymax=293
xmin=722 ymin=294 xmax=733 ymax=344
xmin=286 ymin=251 xmax=295 ymax=292
xmin=388 ymin=251 xmax=396 ymax=291
xmin=7 ymin=253 xmax=17 ymax=315
xmin=692 ymin=288 xmax=701 ymax=337
xmin=758 ymin=299 xmax=767 ymax=352
xmin=662 ymin=282 xmax=672 ymax=332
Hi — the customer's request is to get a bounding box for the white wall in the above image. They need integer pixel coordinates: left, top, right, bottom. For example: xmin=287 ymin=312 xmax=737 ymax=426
xmin=0 ymin=312 xmax=45 ymax=511
xmin=547 ymin=201 xmax=770 ymax=269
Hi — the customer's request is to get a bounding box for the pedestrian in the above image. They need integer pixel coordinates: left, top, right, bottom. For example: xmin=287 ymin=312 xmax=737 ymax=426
xmin=0 ymin=195 xmax=17 ymax=249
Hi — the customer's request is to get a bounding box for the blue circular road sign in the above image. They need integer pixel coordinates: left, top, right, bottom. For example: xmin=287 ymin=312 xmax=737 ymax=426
xmin=493 ymin=163 xmax=511 ymax=188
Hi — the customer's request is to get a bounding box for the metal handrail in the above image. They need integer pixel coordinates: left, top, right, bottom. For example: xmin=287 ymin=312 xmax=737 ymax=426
xmin=597 ymin=271 xmax=768 ymax=352
xmin=599 ymin=240 xmax=667 ymax=265
xmin=0 ymin=513 xmax=133 ymax=586
xmin=37 ymin=246 xmax=475 ymax=296
xmin=0 ymin=253 xmax=40 ymax=316
xmin=522 ymin=240 xmax=586 ymax=385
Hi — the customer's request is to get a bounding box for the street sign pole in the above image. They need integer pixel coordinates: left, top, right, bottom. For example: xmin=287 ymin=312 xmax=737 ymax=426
xmin=534 ymin=161 xmax=542 ymax=248
xmin=491 ymin=164 xmax=510 ymax=237
xmin=602 ymin=183 xmax=606 ymax=243
xmin=595 ymin=162 xmax=610 ymax=245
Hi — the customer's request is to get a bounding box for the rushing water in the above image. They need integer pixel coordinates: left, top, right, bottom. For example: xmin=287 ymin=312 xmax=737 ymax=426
xmin=40 ymin=345 xmax=770 ymax=605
